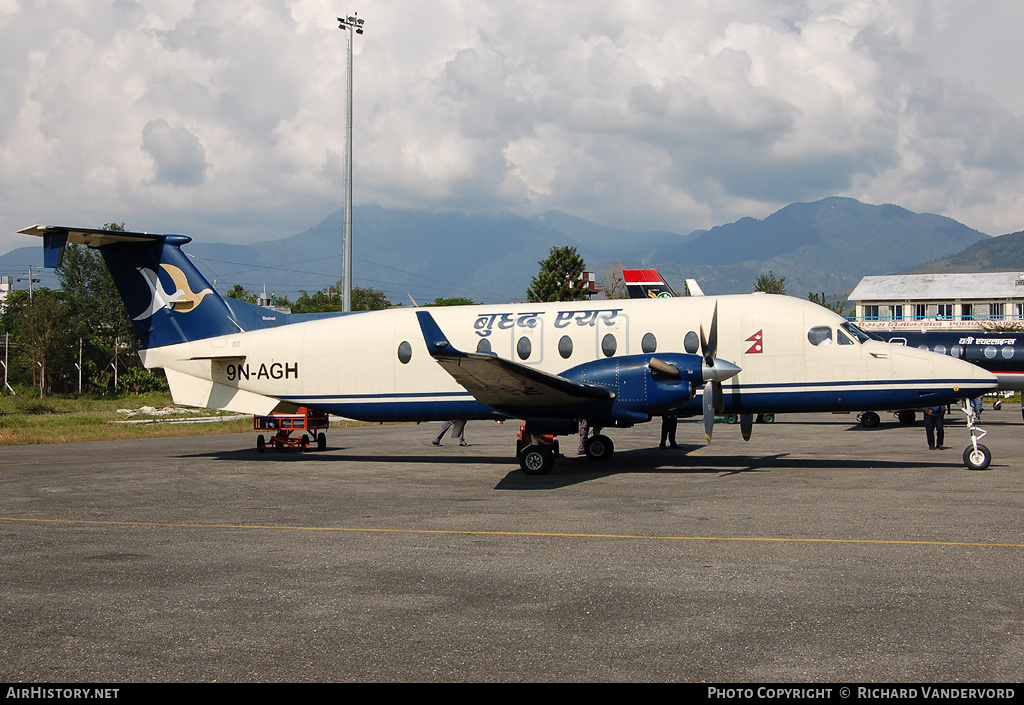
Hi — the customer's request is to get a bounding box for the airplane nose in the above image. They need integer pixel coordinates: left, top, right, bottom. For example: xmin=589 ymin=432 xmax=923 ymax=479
xmin=703 ymin=358 xmax=741 ymax=383
xmin=950 ymin=356 xmax=998 ymax=393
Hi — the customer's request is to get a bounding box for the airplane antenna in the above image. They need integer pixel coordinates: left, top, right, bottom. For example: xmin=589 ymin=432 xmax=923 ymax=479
xmin=407 ymin=293 xmax=420 ymax=307
xmin=337 ymin=12 xmax=366 ymax=313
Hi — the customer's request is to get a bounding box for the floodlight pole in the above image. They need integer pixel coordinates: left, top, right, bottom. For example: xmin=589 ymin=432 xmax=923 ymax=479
xmin=337 ymin=13 xmax=365 ymax=312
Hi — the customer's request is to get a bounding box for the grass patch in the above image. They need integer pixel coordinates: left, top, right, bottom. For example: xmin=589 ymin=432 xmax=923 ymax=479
xmin=0 ymin=391 xmax=252 ymax=445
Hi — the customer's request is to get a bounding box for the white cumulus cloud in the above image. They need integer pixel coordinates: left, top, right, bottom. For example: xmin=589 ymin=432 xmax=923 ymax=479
xmin=1 ymin=0 xmax=1023 ymax=257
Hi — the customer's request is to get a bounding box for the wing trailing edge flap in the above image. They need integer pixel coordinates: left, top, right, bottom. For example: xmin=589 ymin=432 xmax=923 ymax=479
xmin=415 ymin=310 xmax=613 ymax=414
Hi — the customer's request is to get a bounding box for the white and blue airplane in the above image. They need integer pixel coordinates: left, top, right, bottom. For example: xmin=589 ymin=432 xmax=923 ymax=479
xmin=22 ymin=225 xmax=998 ymax=472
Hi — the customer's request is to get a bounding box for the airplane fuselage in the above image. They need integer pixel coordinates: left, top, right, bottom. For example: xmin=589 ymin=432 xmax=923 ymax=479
xmin=140 ymin=293 xmax=994 ymax=422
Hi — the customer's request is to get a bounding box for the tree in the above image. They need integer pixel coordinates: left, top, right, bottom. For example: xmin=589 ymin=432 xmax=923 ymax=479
xmin=526 ymin=246 xmax=588 ymax=303
xmin=599 ymin=262 xmax=628 ymax=300
xmin=426 ymin=296 xmax=476 ymax=307
xmin=225 ymin=285 xmax=258 ymax=304
xmin=53 ymin=223 xmax=157 ymax=395
xmin=754 ymin=271 xmax=786 ymax=295
xmin=352 ymin=287 xmax=393 ymax=311
xmin=6 ymin=289 xmax=76 ymax=397
xmin=809 ymin=292 xmax=847 ymax=316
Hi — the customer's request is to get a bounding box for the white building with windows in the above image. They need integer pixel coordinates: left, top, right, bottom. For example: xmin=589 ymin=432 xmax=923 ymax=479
xmin=848 ymin=272 xmax=1024 ymax=331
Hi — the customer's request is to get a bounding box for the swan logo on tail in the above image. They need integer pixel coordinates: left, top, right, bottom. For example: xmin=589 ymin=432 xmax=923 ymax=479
xmin=133 ymin=264 xmax=214 ymax=320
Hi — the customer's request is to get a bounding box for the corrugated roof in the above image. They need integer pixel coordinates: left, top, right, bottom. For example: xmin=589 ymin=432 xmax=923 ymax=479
xmin=848 ymin=272 xmax=1024 ymax=301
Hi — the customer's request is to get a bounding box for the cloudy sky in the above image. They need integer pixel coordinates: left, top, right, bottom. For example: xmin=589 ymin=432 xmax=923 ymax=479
xmin=1 ymin=0 xmax=1023 ymax=261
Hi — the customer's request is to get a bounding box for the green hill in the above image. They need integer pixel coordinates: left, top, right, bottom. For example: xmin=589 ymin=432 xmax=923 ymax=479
xmin=902 ymin=231 xmax=1024 ymax=274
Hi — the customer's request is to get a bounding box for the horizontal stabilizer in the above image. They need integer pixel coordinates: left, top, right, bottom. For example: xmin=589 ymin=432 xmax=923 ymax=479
xmin=20 ymin=225 xmax=168 ymax=268
xmin=163 ymin=369 xmax=297 ymax=416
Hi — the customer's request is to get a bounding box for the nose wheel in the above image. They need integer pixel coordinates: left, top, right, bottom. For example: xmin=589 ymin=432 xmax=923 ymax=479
xmin=961 ymin=400 xmax=992 ymax=471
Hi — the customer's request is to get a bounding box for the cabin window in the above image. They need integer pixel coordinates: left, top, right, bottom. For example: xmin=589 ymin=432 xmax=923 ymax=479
xmin=808 ymin=326 xmax=833 ymax=346
xmin=517 ymin=337 xmax=532 ymax=360
xmin=397 ymin=341 xmax=412 ymax=364
xmin=934 ymin=345 xmax=946 ymax=356
xmin=558 ymin=335 xmax=573 ymax=359
xmin=476 ymin=339 xmax=491 ymax=353
xmin=641 ymin=333 xmax=657 ymax=353
xmin=951 ymin=345 xmax=963 ymax=358
xmin=601 ymin=334 xmax=617 ymax=357
xmin=984 ymin=346 xmax=997 ymax=359
xmin=1002 ymin=346 xmax=1014 ymax=359
xmin=684 ymin=331 xmax=699 ymax=354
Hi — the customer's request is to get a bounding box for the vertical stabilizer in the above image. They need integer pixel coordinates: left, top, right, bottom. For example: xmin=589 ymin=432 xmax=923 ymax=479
xmin=622 ymin=269 xmax=680 ymax=299
xmin=20 ymin=225 xmax=264 ymax=348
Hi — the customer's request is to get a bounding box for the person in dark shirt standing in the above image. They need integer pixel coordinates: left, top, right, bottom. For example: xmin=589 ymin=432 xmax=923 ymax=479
xmin=923 ymin=405 xmax=945 ymax=450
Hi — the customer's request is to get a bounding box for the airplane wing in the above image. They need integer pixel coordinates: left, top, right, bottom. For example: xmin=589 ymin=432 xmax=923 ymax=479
xmin=415 ymin=310 xmax=614 ymax=415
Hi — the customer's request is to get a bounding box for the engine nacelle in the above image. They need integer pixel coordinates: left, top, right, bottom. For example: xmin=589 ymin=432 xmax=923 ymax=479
xmin=561 ymin=353 xmax=701 ymax=421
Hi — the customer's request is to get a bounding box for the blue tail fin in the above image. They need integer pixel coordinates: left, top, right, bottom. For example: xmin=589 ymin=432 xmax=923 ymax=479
xmin=21 ymin=225 xmax=275 ymax=349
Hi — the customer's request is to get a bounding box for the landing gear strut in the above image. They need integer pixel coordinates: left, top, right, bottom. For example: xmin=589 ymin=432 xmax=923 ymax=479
xmin=961 ymin=400 xmax=992 ymax=471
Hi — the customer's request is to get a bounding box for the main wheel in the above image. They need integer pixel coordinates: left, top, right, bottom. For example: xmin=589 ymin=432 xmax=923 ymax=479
xmin=860 ymin=411 xmax=880 ymax=428
xmin=519 ymin=445 xmax=554 ymax=475
xmin=963 ymin=444 xmax=992 ymax=471
xmin=897 ymin=410 xmax=916 ymax=425
xmin=585 ymin=434 xmax=614 ymax=461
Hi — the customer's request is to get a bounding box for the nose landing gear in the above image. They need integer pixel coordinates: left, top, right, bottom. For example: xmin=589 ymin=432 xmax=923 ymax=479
xmin=961 ymin=400 xmax=991 ymax=471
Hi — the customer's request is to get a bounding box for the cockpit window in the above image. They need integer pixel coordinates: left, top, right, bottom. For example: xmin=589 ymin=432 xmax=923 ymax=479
xmin=840 ymin=321 xmax=872 ymax=343
xmin=808 ymin=326 xmax=833 ymax=346
xmin=837 ymin=329 xmax=854 ymax=345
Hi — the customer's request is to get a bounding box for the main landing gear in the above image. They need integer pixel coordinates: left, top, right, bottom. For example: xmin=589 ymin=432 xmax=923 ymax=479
xmin=516 ymin=420 xmax=616 ymax=475
xmin=517 ymin=433 xmax=615 ymax=475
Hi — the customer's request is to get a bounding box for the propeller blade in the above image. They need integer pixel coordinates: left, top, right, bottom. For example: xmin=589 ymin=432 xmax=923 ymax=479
xmin=700 ymin=301 xmax=719 ymax=365
xmin=740 ymin=413 xmax=753 ymax=441
xmin=706 ymin=302 xmax=718 ymax=361
xmin=703 ymin=380 xmax=715 ymax=444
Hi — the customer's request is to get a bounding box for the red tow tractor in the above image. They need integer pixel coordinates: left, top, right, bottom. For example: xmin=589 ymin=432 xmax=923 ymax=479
xmin=253 ymin=407 xmax=330 ymax=452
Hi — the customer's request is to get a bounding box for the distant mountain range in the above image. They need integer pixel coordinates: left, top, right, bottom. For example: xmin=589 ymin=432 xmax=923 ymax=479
xmin=0 ymin=197 xmax=1011 ymax=304
xmin=902 ymin=230 xmax=1024 ymax=274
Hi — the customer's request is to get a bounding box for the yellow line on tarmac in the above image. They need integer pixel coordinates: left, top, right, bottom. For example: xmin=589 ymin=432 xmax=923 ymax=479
xmin=2 ymin=516 xmax=1023 ymax=549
